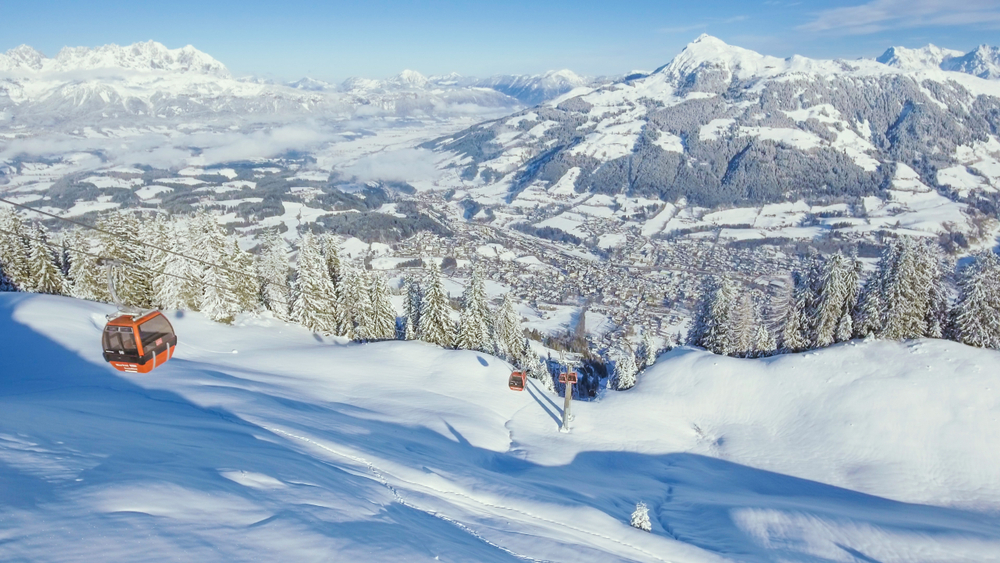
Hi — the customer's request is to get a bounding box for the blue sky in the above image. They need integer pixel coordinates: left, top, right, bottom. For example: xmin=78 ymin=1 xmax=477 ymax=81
xmin=3 ymin=0 xmax=999 ymax=81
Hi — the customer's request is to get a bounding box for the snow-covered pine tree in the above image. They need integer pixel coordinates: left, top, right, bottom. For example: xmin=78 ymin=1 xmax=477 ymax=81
xmin=494 ymin=292 xmax=526 ymax=362
xmin=949 ymin=250 xmax=1000 ymax=349
xmin=346 ymin=265 xmax=373 ymax=341
xmin=256 ymin=229 xmax=292 ymax=320
xmin=418 ymin=261 xmax=456 ymax=347
xmin=25 ymin=224 xmax=65 ymax=295
xmin=332 ymin=261 xmax=357 ymax=339
xmin=636 ymin=330 xmax=657 ymax=370
xmin=523 ymin=349 xmax=554 ymax=391
xmin=455 ymin=266 xmax=493 ymax=353
xmin=403 ymin=276 xmax=423 ymax=341
xmin=367 ymin=271 xmax=397 ymax=341
xmin=752 ymin=323 xmax=777 ymax=357
xmin=732 ymin=293 xmax=757 ymax=357
xmin=228 ymin=240 xmax=260 ymax=314
xmin=321 ymin=234 xmax=342 ymax=288
xmin=814 ymin=252 xmax=853 ymax=348
xmin=142 ymin=215 xmax=172 ymax=309
xmin=200 ymin=226 xmax=240 ymax=324
xmin=155 ymin=218 xmax=201 ymax=311
xmin=690 ymin=277 xmax=738 ymax=356
xmin=97 ymin=211 xmax=153 ymax=308
xmin=780 ymin=272 xmax=811 ymax=353
xmin=630 ymin=502 xmax=652 ymax=532
xmin=612 ymin=345 xmax=638 ymax=390
xmin=0 ymin=206 xmax=30 ymax=289
xmin=919 ymin=241 xmax=949 ymax=339
xmin=292 ymin=233 xmax=335 ymax=333
xmin=65 ymin=229 xmax=108 ymax=302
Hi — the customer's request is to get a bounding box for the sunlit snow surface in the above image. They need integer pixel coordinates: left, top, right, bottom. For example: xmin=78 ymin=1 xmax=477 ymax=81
xmin=3 ymin=293 xmax=1000 ymax=562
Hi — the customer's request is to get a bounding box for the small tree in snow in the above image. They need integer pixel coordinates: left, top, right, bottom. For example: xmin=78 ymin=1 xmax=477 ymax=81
xmin=636 ymin=330 xmax=657 ymax=370
xmin=630 ymin=502 xmax=651 ymax=532
xmin=612 ymin=345 xmax=638 ymax=391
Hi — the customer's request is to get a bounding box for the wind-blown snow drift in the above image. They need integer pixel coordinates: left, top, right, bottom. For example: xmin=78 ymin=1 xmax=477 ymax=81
xmin=2 ymin=293 xmax=999 ymax=562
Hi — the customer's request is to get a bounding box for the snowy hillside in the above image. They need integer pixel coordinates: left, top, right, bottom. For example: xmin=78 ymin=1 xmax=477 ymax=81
xmin=4 ymin=292 xmax=1000 ymax=562
xmin=424 ymin=34 xmax=1000 ymax=243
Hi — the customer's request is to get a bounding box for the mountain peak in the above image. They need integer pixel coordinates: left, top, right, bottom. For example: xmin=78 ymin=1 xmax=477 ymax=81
xmin=877 ymin=44 xmax=963 ymax=71
xmin=0 ymin=41 xmax=229 ymax=77
xmin=942 ymin=44 xmax=1000 ymax=79
xmin=391 ymin=69 xmax=429 ymax=88
xmin=657 ymin=34 xmax=784 ymax=81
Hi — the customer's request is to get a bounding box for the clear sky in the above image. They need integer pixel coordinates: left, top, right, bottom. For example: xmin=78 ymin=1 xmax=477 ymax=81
xmin=3 ymin=0 xmax=999 ymax=81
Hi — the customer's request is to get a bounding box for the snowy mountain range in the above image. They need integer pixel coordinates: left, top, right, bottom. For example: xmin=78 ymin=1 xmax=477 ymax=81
xmin=0 ymin=41 xmax=600 ymax=128
xmin=878 ymin=43 xmax=1000 ymax=79
xmin=426 ymin=34 xmax=1000 ymax=229
xmin=288 ymin=68 xmax=595 ymax=106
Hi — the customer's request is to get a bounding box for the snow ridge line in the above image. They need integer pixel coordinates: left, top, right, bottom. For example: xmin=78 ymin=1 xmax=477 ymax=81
xmin=262 ymin=425 xmax=552 ymax=563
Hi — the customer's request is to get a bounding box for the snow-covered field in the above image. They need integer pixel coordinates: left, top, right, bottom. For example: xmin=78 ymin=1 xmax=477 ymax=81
xmin=3 ymin=293 xmax=1000 ymax=562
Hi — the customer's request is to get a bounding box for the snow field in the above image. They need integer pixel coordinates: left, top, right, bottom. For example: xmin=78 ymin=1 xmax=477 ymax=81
xmin=4 ymin=293 xmax=1000 ymax=562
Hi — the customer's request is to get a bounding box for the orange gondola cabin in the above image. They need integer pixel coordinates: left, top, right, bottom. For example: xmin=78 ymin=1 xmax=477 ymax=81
xmin=508 ymin=370 xmax=526 ymax=391
xmin=102 ymin=311 xmax=177 ymax=374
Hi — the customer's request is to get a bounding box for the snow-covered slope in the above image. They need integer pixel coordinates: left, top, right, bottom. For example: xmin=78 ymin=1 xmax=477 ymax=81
xmin=0 ymin=41 xmax=229 ymax=76
xmin=4 ymin=292 xmax=1000 ymax=562
xmin=425 ymin=34 xmax=1000 ymax=240
xmin=943 ymin=45 xmax=1000 ymax=80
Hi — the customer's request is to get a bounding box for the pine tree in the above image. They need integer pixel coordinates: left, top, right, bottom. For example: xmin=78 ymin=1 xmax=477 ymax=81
xmin=229 ymin=240 xmax=260 ymax=314
xmin=752 ymin=323 xmax=776 ymax=357
xmin=949 ymin=250 xmax=1000 ymax=349
xmin=523 ymin=350 xmax=554 ymax=391
xmin=342 ymin=264 xmax=370 ymax=340
xmin=97 ymin=211 xmax=152 ymax=308
xmin=156 ymin=218 xmax=201 ymax=311
xmin=612 ymin=346 xmax=638 ymax=390
xmin=630 ymin=502 xmax=651 ymax=532
xmin=201 ymin=227 xmax=240 ymax=324
xmin=143 ymin=215 xmax=173 ymax=309
xmin=494 ymin=293 xmax=526 ymax=362
xmin=65 ymin=229 xmax=108 ymax=302
xmin=403 ymin=276 xmax=423 ymax=341
xmin=689 ymin=277 xmax=737 ymax=356
xmin=292 ymin=233 xmax=335 ymax=333
xmin=332 ymin=261 xmax=357 ymax=339
xmin=367 ymin=271 xmax=397 ymax=341
xmin=0 ymin=206 xmax=30 ymax=290
xmin=814 ymin=253 xmax=859 ymax=348
xmin=636 ymin=330 xmax=657 ymax=370
xmin=731 ymin=293 xmax=757 ymax=357
xmin=321 ymin=234 xmax=342 ymax=288
xmin=418 ymin=261 xmax=456 ymax=347
xmin=25 ymin=224 xmax=65 ymax=295
xmin=780 ymin=272 xmax=811 ymax=353
xmin=455 ymin=265 xmax=493 ymax=353
xmin=257 ymin=229 xmax=292 ymax=319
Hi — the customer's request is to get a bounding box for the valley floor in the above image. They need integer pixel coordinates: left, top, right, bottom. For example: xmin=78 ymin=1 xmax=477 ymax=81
xmin=1 ymin=293 xmax=999 ymax=562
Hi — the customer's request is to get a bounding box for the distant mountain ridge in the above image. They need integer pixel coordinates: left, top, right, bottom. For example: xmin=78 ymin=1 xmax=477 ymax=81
xmin=425 ymin=34 xmax=1000 ymax=216
xmin=0 ymin=41 xmax=229 ymax=77
xmin=878 ymin=43 xmax=1000 ymax=79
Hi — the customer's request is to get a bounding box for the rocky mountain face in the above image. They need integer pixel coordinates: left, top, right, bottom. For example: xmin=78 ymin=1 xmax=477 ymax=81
xmin=426 ymin=35 xmax=1000 ymax=212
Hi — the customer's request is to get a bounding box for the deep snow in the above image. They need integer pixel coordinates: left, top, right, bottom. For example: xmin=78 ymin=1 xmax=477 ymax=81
xmin=2 ymin=293 xmax=1000 ymax=562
